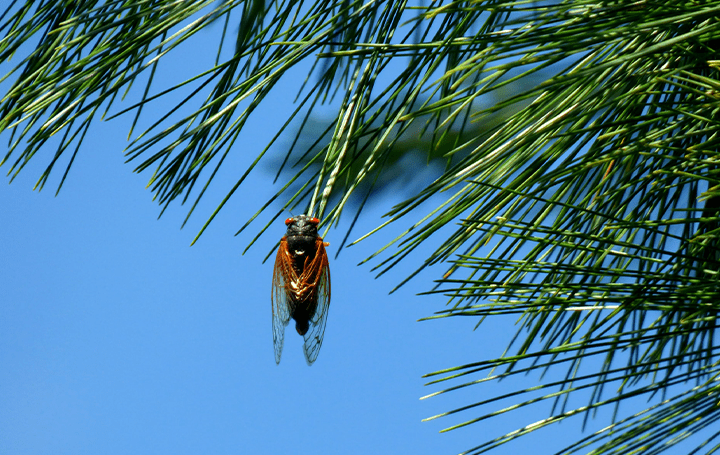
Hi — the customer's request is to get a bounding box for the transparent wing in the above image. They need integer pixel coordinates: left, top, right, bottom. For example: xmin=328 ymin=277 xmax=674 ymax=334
xmin=303 ymin=240 xmax=331 ymax=365
xmin=271 ymin=239 xmax=293 ymax=364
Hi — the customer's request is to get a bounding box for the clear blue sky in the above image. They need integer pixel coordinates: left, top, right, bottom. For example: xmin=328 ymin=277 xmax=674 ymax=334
xmin=0 ymin=110 xmax=521 ymax=454
xmin=0 ymin=6 xmax=699 ymax=455
xmin=0 ymin=17 xmax=503 ymax=453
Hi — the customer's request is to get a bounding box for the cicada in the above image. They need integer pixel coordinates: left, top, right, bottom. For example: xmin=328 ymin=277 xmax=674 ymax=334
xmin=272 ymin=215 xmax=331 ymax=365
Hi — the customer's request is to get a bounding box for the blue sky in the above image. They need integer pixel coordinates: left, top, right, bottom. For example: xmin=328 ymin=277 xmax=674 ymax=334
xmin=0 ymin=4 xmax=703 ymax=455
xmin=0 ymin=19 xmax=497 ymax=450
xmin=0 ymin=116 xmax=522 ymax=454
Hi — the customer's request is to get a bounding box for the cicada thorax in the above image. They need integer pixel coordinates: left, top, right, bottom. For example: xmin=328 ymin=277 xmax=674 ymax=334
xmin=285 ymin=234 xmax=323 ymax=335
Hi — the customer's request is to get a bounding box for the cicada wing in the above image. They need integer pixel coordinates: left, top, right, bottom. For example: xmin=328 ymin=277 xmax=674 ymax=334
xmin=302 ymin=240 xmax=331 ymax=365
xmin=271 ymin=238 xmax=293 ymax=364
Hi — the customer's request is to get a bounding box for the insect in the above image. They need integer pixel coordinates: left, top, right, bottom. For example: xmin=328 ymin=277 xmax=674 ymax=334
xmin=272 ymin=215 xmax=331 ymax=365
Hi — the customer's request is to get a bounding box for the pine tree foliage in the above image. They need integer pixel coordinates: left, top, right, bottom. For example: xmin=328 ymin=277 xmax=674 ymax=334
xmin=2 ymin=1 xmax=720 ymax=453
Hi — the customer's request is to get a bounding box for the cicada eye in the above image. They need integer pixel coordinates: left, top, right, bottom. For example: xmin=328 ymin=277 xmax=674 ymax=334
xmin=308 ymin=217 xmax=320 ymax=225
xmin=285 ymin=217 xmax=295 ymax=225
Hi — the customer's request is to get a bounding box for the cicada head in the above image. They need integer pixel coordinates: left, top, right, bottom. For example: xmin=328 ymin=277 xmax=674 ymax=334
xmin=285 ymin=215 xmax=320 ymax=238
